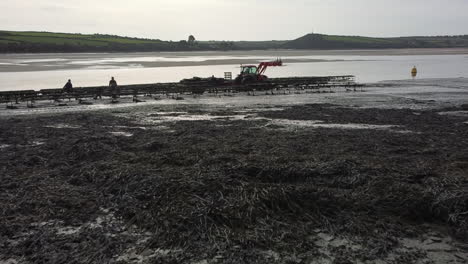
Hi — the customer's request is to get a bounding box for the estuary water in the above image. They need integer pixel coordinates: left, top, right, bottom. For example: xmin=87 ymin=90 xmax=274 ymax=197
xmin=0 ymin=49 xmax=467 ymax=91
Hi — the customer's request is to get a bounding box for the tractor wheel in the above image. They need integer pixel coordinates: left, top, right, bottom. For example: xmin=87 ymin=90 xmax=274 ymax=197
xmin=241 ymin=76 xmax=255 ymax=85
xmin=234 ymin=76 xmax=243 ymax=85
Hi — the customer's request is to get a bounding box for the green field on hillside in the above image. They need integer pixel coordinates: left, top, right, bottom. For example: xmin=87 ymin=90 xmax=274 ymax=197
xmin=1 ymin=30 xmax=468 ymax=53
xmin=285 ymin=33 xmax=468 ymax=49
xmin=322 ymin=35 xmax=394 ymax=44
xmin=0 ymin=31 xmax=166 ymax=45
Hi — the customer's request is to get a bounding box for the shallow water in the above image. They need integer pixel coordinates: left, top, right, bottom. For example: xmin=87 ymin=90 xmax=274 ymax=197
xmin=131 ymin=110 xmax=412 ymax=133
xmin=1 ymin=50 xmax=468 ymax=91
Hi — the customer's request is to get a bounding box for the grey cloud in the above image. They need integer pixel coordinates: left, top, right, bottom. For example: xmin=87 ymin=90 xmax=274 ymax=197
xmin=1 ymin=0 xmax=467 ymax=40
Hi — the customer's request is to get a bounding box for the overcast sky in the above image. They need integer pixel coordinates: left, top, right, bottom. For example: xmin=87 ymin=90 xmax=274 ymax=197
xmin=1 ymin=0 xmax=468 ymax=41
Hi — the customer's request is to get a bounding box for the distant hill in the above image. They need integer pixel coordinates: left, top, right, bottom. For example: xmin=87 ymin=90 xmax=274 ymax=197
xmin=0 ymin=31 xmax=208 ymax=53
xmin=0 ymin=30 xmax=289 ymax=53
xmin=283 ymin=33 xmax=468 ymax=49
xmin=1 ymin=30 xmax=468 ymax=53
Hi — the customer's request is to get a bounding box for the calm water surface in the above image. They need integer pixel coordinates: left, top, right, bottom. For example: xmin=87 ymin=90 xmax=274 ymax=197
xmin=0 ymin=51 xmax=467 ymax=91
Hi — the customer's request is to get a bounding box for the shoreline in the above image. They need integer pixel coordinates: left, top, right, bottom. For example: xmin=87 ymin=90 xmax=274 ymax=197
xmin=0 ymin=47 xmax=468 ymax=58
xmin=2 ymin=47 xmax=468 ymax=57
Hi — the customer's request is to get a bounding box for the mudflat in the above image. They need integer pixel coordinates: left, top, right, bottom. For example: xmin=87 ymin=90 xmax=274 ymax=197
xmin=0 ymin=79 xmax=467 ymax=263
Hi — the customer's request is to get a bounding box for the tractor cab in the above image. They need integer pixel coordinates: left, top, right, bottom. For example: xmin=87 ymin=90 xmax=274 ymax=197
xmin=235 ymin=65 xmax=260 ymax=84
xmin=240 ymin=65 xmax=258 ymax=75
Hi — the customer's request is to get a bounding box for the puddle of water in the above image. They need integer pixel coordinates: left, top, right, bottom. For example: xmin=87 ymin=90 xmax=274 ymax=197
xmin=234 ymin=107 xmax=285 ymax=113
xmin=44 ymin=123 xmax=81 ymax=129
xmin=153 ymin=125 xmax=173 ymax=131
xmin=109 ymin=131 xmax=134 ymax=137
xmin=56 ymin=226 xmax=81 ymax=236
xmin=169 ymin=114 xmax=249 ymax=121
xmin=268 ymin=119 xmax=400 ymax=131
xmin=133 ymin=111 xmax=405 ymax=133
xmin=393 ymin=130 xmax=419 ymax=134
xmin=31 ymin=140 xmax=45 ymax=146
xmin=114 ymin=117 xmax=175 ymax=132
xmin=145 ymin=114 xmax=251 ymax=123
xmin=151 ymin=111 xmax=188 ymax=115
xmin=106 ymin=125 xmax=147 ymax=130
xmin=30 ymin=221 xmax=55 ymax=227
xmin=0 ymin=144 xmax=10 ymax=150
xmin=7 ymin=140 xmax=47 ymax=148
xmin=438 ymin=111 xmax=468 ymax=117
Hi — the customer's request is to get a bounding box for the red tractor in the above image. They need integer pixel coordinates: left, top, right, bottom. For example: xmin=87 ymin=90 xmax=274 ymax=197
xmin=234 ymin=59 xmax=283 ymax=84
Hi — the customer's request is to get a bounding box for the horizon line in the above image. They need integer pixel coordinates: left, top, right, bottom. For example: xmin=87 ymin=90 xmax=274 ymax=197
xmin=1 ymin=29 xmax=468 ymax=42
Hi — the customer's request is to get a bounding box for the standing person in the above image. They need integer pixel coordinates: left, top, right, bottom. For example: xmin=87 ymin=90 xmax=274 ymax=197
xmin=411 ymin=66 xmax=418 ymax=79
xmin=63 ymin=79 xmax=73 ymax=93
xmin=109 ymin=77 xmax=119 ymax=100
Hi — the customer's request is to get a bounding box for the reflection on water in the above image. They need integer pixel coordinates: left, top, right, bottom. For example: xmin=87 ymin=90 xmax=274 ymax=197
xmin=0 ymin=51 xmax=467 ymax=91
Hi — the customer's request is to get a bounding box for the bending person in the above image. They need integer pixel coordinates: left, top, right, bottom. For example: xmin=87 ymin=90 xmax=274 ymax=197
xmin=63 ymin=79 xmax=73 ymax=93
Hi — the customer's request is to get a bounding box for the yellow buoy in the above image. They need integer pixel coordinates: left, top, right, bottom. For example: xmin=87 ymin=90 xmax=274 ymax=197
xmin=411 ymin=66 xmax=417 ymax=78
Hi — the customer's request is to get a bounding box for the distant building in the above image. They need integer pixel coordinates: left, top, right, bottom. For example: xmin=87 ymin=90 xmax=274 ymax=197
xmin=188 ymin=35 xmax=196 ymax=44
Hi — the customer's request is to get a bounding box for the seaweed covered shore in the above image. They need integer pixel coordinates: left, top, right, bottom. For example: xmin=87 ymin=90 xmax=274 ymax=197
xmin=0 ymin=101 xmax=467 ymax=263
